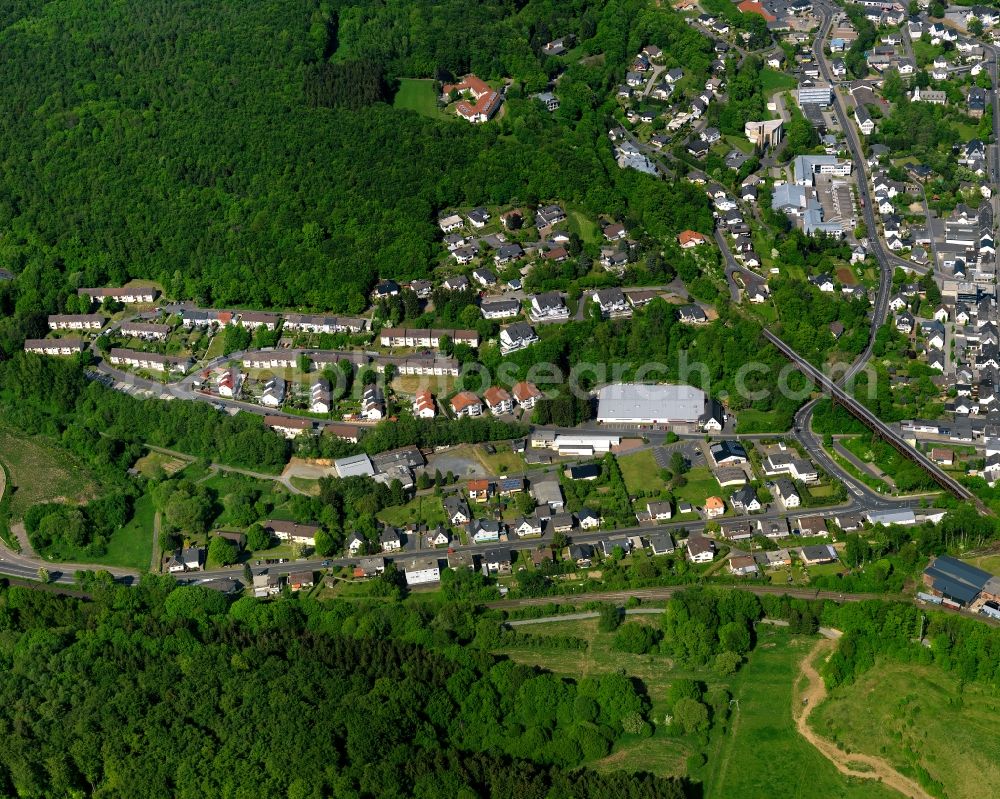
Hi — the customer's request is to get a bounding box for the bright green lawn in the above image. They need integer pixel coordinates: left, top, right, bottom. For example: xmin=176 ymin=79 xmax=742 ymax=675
xmin=394 ymin=78 xmax=442 ymax=118
xmin=671 ymin=465 xmax=722 ymax=506
xmin=617 ymin=450 xmax=664 ymax=494
xmin=569 ymin=209 xmax=601 ymax=245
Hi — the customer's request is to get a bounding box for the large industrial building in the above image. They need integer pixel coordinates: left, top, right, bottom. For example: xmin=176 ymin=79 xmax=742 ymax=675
xmin=922 ymin=555 xmax=1000 ymax=609
xmin=596 ymin=383 xmax=706 ymax=425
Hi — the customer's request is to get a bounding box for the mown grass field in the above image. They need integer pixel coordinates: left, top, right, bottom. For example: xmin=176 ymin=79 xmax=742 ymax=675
xmin=670 ymin=465 xmax=720 ymax=506
xmin=0 ymin=426 xmax=100 ymax=520
xmin=393 ymin=78 xmax=442 ymax=118
xmin=617 ymin=449 xmax=663 ymax=494
xmin=569 ymin=209 xmax=601 ymax=245
xmin=811 ymin=660 xmax=1000 ymax=799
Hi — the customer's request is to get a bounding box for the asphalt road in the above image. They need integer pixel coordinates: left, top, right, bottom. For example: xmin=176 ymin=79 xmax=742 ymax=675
xmin=812 ymin=0 xmax=892 ymax=380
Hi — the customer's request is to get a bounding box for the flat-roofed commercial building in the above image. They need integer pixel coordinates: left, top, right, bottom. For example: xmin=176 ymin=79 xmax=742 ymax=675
xmin=596 ymin=383 xmax=706 ymax=425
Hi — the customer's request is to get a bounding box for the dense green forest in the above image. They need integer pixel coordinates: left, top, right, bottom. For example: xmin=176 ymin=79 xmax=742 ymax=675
xmin=0 ymin=578 xmax=691 ymax=798
xmin=0 ymin=0 xmax=711 ymax=326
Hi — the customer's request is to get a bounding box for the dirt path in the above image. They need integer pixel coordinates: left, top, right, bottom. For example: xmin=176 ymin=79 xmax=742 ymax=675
xmin=794 ymin=639 xmax=933 ymax=799
xmin=11 ymin=522 xmax=34 ymax=557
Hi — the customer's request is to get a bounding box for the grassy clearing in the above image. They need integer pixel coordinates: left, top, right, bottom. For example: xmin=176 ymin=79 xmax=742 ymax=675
xmin=289 ymin=476 xmax=321 ymax=495
xmin=725 ymin=134 xmax=753 ymax=154
xmin=703 ymin=630 xmax=898 ymax=799
xmin=203 ymin=331 xmax=226 ymax=360
xmin=498 ymin=620 xmax=897 ymax=796
xmin=393 ymin=78 xmax=442 ymax=118
xmin=760 ymin=68 xmax=797 ymax=95
xmin=670 ymin=465 xmax=720 ymax=506
xmin=95 ymin=492 xmax=155 ymax=569
xmin=41 ymin=491 xmax=156 ymax=569
xmin=617 ymin=449 xmax=663 ymax=494
xmin=811 ymin=660 xmax=1000 ymax=799
xmin=133 ymin=451 xmax=188 ymax=478
xmin=392 ymin=374 xmax=457 ymax=396
xmin=496 ymin=616 xmax=716 ymax=719
xmin=377 ymin=495 xmax=447 ymax=528
xmin=734 ymin=409 xmax=790 ymax=434
xmin=0 ymin=427 xmax=100 ymax=520
xmin=474 ymin=443 xmax=530 ymax=475
xmin=569 ymin=209 xmax=601 ymax=245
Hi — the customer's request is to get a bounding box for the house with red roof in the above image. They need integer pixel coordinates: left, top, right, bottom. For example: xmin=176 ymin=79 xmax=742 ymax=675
xmin=512 ymin=381 xmax=542 ymax=409
xmin=442 ymin=75 xmax=503 ymax=123
xmin=450 ymin=391 xmax=483 ymax=417
xmin=678 ymin=230 xmax=710 ymax=248
xmin=483 ymin=386 xmax=514 ymax=415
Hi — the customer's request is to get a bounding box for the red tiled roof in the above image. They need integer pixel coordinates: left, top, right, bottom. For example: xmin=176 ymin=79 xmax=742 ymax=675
xmin=451 ymin=391 xmax=481 ymax=412
xmin=738 ymin=0 xmax=776 ymax=22
xmin=483 ymin=386 xmax=511 ymax=406
xmin=678 ymin=230 xmax=709 ymax=246
xmin=512 ymin=381 xmax=541 ymax=401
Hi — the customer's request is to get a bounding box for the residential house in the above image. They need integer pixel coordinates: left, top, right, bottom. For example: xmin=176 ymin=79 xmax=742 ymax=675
xmin=469 ymin=519 xmax=503 ymax=544
xmin=568 ymin=544 xmax=594 ymax=568
xmin=412 ymin=389 xmax=436 ymax=419
xmin=483 ymin=386 xmax=514 ymax=415
xmin=647 ymin=531 xmax=675 ymax=555
xmin=796 ymin=515 xmax=829 ymax=537
xmin=704 ymin=496 xmax=725 ymax=518
xmin=481 ymin=298 xmax=522 ymax=319
xmin=729 ymin=555 xmax=759 ymax=576
xmin=404 ymin=558 xmax=441 ymax=586
xmin=686 ymin=534 xmax=716 ymax=563
xmin=265 ymin=520 xmax=320 ymax=546
xmin=499 ymin=322 xmax=539 ymax=354
xmin=730 ymin=485 xmax=762 ymax=513
xmin=450 ymin=391 xmax=483 ymax=417
xmin=529 ymin=292 xmax=570 ymax=322
xmin=379 ymin=527 xmax=402 ymax=552
xmin=467 ymin=479 xmax=494 ymax=503
xmin=445 ymin=496 xmax=471 ymax=526
xmin=757 ymin=517 xmax=790 ymax=539
xmin=514 ymin=517 xmax=544 ymax=538
xmin=512 ymin=380 xmax=542 ymax=409
xmin=772 ymin=478 xmax=801 ymax=508
xmin=47 ymin=314 xmax=105 ymax=332
xmin=799 ymin=544 xmax=838 ymax=566
xmin=482 ymin=548 xmax=513 ymax=574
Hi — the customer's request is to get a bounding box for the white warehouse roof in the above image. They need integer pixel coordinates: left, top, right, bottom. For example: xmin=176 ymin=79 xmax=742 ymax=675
xmin=597 ymin=383 xmax=706 ymax=424
xmin=335 ymin=453 xmax=375 ymax=478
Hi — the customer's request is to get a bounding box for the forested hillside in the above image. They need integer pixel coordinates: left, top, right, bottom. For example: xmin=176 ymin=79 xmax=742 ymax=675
xmin=0 ymin=579 xmax=690 ymax=798
xmin=0 ymin=0 xmax=710 ymax=322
